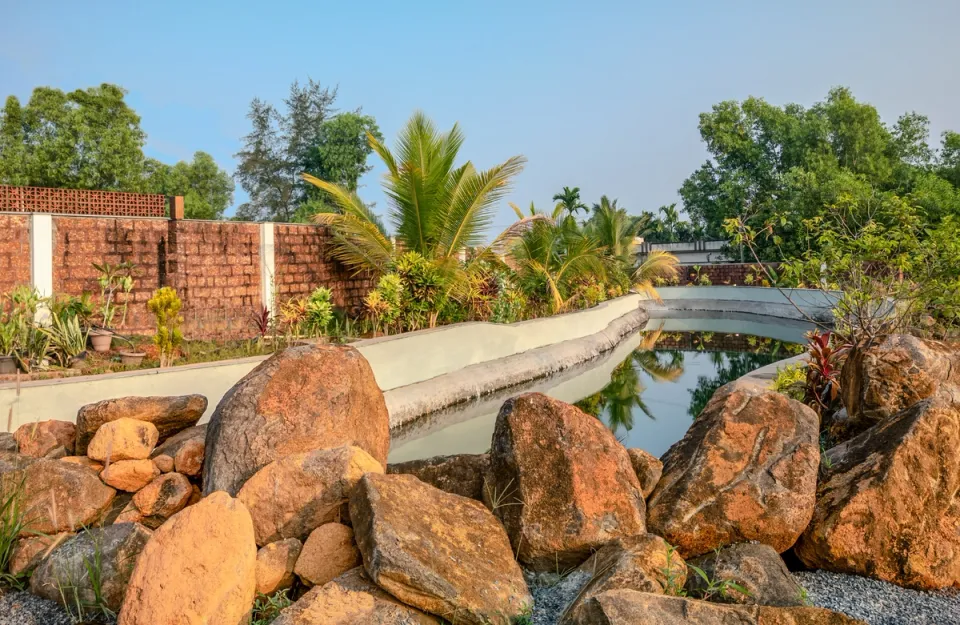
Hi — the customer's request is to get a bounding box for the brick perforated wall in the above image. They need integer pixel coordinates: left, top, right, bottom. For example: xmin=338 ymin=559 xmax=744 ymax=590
xmin=0 ymin=185 xmax=166 ymax=217
xmin=274 ymin=224 xmax=373 ymax=312
xmin=0 ymin=215 xmax=31 ymax=295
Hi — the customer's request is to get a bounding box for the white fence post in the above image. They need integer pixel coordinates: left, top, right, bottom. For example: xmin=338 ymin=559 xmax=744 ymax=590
xmin=29 ymin=213 xmax=53 ymax=322
xmin=259 ymin=223 xmax=276 ymax=315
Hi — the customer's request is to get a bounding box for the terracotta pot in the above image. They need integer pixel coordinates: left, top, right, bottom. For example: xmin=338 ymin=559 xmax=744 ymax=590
xmin=90 ymin=330 xmax=114 ymax=353
xmin=119 ymin=351 xmax=146 ymax=367
xmin=0 ymin=356 xmax=16 ymax=375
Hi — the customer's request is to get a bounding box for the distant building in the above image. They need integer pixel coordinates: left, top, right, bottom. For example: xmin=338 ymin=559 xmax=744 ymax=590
xmin=634 ymin=239 xmax=736 ymax=264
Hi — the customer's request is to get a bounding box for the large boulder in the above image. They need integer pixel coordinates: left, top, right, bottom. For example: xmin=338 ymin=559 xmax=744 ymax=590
xmin=350 ymin=473 xmax=531 ymax=625
xmin=627 ymin=448 xmax=663 ymax=498
xmin=273 ymin=567 xmax=441 ymax=625
xmin=202 ymin=344 xmax=389 ymax=496
xmin=2 ymin=460 xmax=115 ymax=535
xmin=13 ymin=420 xmax=76 ymax=458
xmin=118 ymin=491 xmax=257 ymax=625
xmin=87 ymin=418 xmax=159 ymax=462
xmin=647 ymin=382 xmax=819 ymax=557
xmin=255 ymin=538 xmax=302 ymax=596
xmin=75 ymin=394 xmax=207 ymax=455
xmin=387 ymin=453 xmax=489 ymax=501
xmin=841 ymin=334 xmax=960 ymax=437
xmin=795 ymin=397 xmax=960 ymax=590
xmin=31 ymin=523 xmax=152 ymax=612
xmin=573 ymin=590 xmax=865 ymax=625
xmin=560 ymin=533 xmax=687 ymax=625
xmin=685 ymin=543 xmax=806 ymax=607
xmin=488 ymin=393 xmax=646 ymax=571
xmin=294 ymin=523 xmax=361 ymax=587
xmin=237 ymin=445 xmax=382 ymax=546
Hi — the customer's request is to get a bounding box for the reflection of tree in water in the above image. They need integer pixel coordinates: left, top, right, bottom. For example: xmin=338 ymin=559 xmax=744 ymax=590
xmin=575 ymin=349 xmax=685 ymax=435
xmin=686 ymin=351 xmax=783 ymax=418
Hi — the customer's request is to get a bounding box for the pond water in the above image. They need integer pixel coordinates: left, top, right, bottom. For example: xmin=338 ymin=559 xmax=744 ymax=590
xmin=388 ymin=311 xmax=812 ymax=463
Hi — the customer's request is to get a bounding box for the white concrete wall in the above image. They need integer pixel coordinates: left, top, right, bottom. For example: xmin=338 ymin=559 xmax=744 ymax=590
xmin=356 ymin=294 xmax=643 ymax=391
xmin=0 ymin=286 xmax=837 ymax=432
xmin=644 ymin=286 xmax=839 ymax=321
xmin=0 ymin=294 xmax=644 ymax=431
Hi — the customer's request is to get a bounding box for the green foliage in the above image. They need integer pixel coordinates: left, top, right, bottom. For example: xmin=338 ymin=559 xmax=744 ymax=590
xmin=92 ymin=261 xmax=135 ymax=329
xmin=306 ymin=287 xmax=334 ymax=336
xmin=0 ymin=476 xmax=31 ymax=589
xmin=660 ymin=546 xmax=687 ymax=596
xmin=303 ymin=111 xmax=525 ymax=276
xmin=645 ymin=203 xmax=701 ymax=243
xmin=236 ymin=80 xmax=377 ymax=222
xmin=552 ymin=186 xmax=589 ymax=219
xmin=0 ymin=85 xmax=145 ymax=190
xmin=772 ymin=363 xmax=807 ymax=401
xmin=48 ymin=293 xmax=95 ymax=325
xmin=251 ymin=590 xmax=293 ymax=625
xmin=364 ymin=274 xmax=403 ymax=335
xmin=682 ymin=87 xmax=960 ymax=263
xmin=148 ymin=287 xmax=183 ymax=367
xmin=391 ymin=252 xmax=448 ymax=330
xmin=510 ymin=219 xmax=606 ymax=313
xmin=687 ymin=561 xmax=752 ymax=602
xmin=141 ymin=152 xmax=234 ymax=220
xmin=43 ymin=314 xmax=88 ymax=367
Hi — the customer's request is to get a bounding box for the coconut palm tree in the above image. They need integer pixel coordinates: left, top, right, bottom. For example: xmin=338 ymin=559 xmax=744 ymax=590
xmin=552 ymin=186 xmax=589 ymax=219
xmin=583 ymin=196 xmax=679 ymax=300
xmin=509 ymin=201 xmax=563 ymax=221
xmin=302 ymin=111 xmax=526 ymax=276
xmin=509 ymin=219 xmax=606 ymax=313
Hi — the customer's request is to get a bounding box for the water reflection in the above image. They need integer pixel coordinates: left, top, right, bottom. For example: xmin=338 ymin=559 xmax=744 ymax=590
xmin=389 ymin=312 xmax=813 ymax=463
xmin=575 ymin=329 xmax=803 ymax=439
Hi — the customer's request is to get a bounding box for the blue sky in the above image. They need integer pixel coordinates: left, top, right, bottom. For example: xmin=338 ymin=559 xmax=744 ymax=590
xmin=2 ymin=0 xmax=959 ymax=234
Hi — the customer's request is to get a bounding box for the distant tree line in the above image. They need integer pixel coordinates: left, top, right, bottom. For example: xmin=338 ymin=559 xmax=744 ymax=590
xmin=0 ymin=84 xmax=234 ymax=220
xmin=0 ymin=80 xmax=381 ymax=223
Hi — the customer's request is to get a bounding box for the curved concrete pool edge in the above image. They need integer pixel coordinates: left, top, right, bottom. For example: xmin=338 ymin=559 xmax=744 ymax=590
xmin=0 ymin=286 xmax=829 ymax=432
xmin=383 ymin=305 xmax=649 ymax=428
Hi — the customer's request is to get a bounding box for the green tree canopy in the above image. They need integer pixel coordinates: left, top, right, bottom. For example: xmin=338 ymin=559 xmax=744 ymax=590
xmin=141 ymin=152 xmax=235 ymax=220
xmin=0 ymin=84 xmax=146 ymax=190
xmin=679 ymin=87 xmax=960 ymax=260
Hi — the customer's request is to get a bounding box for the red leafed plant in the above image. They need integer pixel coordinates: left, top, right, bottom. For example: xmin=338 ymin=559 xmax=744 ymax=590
xmin=251 ymin=305 xmax=271 ymax=340
xmin=805 ymin=331 xmax=850 ymax=413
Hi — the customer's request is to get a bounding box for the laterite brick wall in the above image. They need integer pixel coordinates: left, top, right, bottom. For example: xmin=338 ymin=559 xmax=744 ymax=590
xmin=274 ymin=224 xmax=374 ymax=312
xmin=677 ymin=263 xmax=780 ymax=286
xmin=169 ymin=221 xmax=261 ymax=339
xmin=52 ymin=217 xmax=169 ymax=333
xmin=0 ymin=215 xmax=31 ymax=295
xmin=18 ymin=215 xmax=371 ymax=339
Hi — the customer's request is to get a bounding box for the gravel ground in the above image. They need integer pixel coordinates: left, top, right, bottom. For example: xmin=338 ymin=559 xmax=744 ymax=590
xmin=0 ymin=590 xmax=72 ymax=625
xmin=526 ymin=569 xmax=591 ymax=625
xmin=793 ymin=570 xmax=960 ymax=625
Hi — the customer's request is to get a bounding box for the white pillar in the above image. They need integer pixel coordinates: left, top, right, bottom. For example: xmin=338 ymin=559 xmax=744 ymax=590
xmin=259 ymin=223 xmax=276 ymax=315
xmin=29 ymin=214 xmax=54 ymax=323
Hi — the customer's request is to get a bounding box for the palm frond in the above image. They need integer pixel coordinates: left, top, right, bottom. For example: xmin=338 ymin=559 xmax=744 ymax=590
xmin=632 ymin=250 xmax=679 ymax=302
xmin=436 ymin=155 xmax=526 ymax=257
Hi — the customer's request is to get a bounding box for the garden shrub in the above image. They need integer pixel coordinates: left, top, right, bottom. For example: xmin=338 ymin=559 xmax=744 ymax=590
xmin=306 ymin=287 xmax=334 ymax=336
xmin=148 ymin=287 xmax=183 ymax=368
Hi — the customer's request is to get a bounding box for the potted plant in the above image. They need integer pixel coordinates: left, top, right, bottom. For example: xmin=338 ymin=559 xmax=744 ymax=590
xmin=0 ymin=319 xmax=16 ymax=374
xmin=90 ymin=262 xmax=136 ymax=352
xmin=42 ymin=314 xmax=89 ymax=369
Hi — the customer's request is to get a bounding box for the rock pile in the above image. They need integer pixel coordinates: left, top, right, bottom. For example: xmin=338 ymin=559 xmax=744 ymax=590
xmin=4 ymin=335 xmax=954 ymax=623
